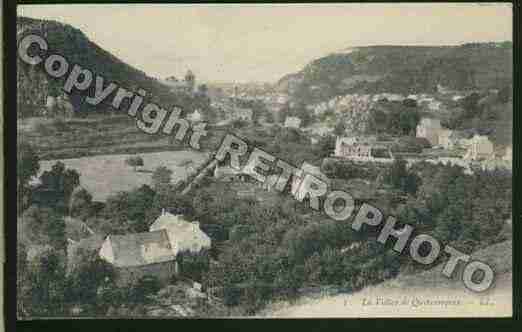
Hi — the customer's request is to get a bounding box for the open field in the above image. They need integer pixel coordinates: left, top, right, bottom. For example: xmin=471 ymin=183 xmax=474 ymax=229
xmin=33 ymin=150 xmax=209 ymax=201
xmin=261 ymin=240 xmax=512 ymax=318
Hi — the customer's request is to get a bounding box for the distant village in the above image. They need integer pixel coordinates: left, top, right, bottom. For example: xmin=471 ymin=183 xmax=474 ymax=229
xmin=164 ymin=72 xmax=511 ymax=177
xmin=34 ymin=71 xmax=513 ymax=297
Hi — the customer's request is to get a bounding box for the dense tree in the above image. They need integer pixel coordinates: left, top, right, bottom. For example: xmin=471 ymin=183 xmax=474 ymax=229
xmin=385 ymin=158 xmax=419 ymax=195
xmin=17 ymin=143 xmax=40 ymax=190
xmin=368 ymin=103 xmax=420 ymax=136
xmin=333 ymin=122 xmax=346 ymax=136
xmin=151 ymin=166 xmax=173 ymax=194
xmin=37 ymin=161 xmax=80 ymax=212
xmin=129 ymin=276 xmax=161 ymax=304
xmin=459 ymin=92 xmax=482 ymax=118
xmin=65 ymin=249 xmax=117 ymax=311
xmin=313 ymin=135 xmax=336 ymax=158
xmin=19 ymin=205 xmax=67 ymax=251
xmin=24 ymin=248 xmax=67 ymax=316
xmin=102 ymin=185 xmax=156 ymax=233
xmin=398 ymin=108 xmax=420 ymax=135
xmin=17 ymin=143 xmax=40 ymax=214
xmin=178 ymin=250 xmax=210 ymax=282
xmin=69 ymin=187 xmax=93 ymax=219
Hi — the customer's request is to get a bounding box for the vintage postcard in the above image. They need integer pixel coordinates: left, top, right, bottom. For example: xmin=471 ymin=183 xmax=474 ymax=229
xmin=14 ymin=3 xmax=512 ymax=318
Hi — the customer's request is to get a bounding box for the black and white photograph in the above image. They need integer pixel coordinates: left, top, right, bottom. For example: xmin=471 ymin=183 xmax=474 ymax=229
xmin=11 ymin=2 xmax=514 ymax=319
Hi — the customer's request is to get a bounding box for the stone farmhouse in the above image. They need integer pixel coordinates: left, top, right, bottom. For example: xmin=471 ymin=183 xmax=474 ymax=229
xmin=99 ymin=211 xmax=211 ymax=286
xmin=99 ymin=230 xmax=177 ymax=286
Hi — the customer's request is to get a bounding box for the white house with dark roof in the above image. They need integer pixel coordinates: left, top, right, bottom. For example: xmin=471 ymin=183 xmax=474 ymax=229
xmin=99 ymin=229 xmax=178 ymax=286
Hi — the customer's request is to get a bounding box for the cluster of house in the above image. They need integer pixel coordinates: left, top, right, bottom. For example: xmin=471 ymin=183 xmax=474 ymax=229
xmin=233 ymin=91 xmax=289 ymax=107
xmin=209 ymin=97 xmax=255 ymax=126
xmin=416 ymin=117 xmax=512 ymax=173
xmin=309 ymin=87 xmax=471 ymax=121
xmin=213 ymin=161 xmax=331 ymax=198
xmin=312 ymin=94 xmax=374 ymax=118
xmin=331 ymin=116 xmax=511 ymax=171
xmin=98 ymin=210 xmax=211 ymax=287
xmin=163 ymin=70 xmax=196 ymax=94
xmin=415 ymin=117 xmax=504 ymax=161
xmin=334 ymin=136 xmax=394 ymax=163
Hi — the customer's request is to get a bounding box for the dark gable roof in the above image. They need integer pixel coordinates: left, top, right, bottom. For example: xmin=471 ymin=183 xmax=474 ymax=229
xmin=109 ymin=230 xmax=175 ymax=267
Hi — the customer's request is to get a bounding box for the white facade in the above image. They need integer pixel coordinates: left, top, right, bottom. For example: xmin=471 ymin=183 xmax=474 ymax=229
xmin=150 ymin=211 xmax=211 ymax=255
xmin=99 ymin=237 xmax=115 ymax=264
xmin=464 ymin=135 xmax=494 ymax=161
xmin=428 ymin=101 xmax=443 ymax=111
xmin=438 ymin=129 xmax=453 ymax=149
xmin=284 ymin=116 xmax=302 ymax=129
xmin=234 ymin=108 xmax=253 ymax=122
xmin=416 ymin=118 xmax=442 ymax=146
xmin=504 ymin=146 xmax=512 ymax=162
xmin=334 ymin=136 xmax=393 ymax=163
xmin=46 ymin=96 xmax=56 ymax=110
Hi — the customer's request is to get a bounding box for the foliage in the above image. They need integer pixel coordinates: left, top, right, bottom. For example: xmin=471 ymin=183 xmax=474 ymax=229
xmin=151 ymin=166 xmax=173 ymax=194
xmin=102 ymin=184 xmax=156 ymax=233
xmin=392 ymin=136 xmax=431 ymax=153
xmin=20 ymin=248 xmax=67 ymax=317
xmin=369 ymin=102 xmax=420 ymax=136
xmin=384 ymin=158 xmax=419 ymax=195
xmin=178 ymin=250 xmax=210 ymax=282
xmin=312 ymin=135 xmax=336 ymax=158
xmin=70 ymin=187 xmax=93 ymax=219
xmin=129 ymin=276 xmax=162 ymax=304
xmin=17 ymin=143 xmax=40 ymax=213
xmin=36 ymin=161 xmax=80 ymax=213
xmin=282 ymin=43 xmax=512 ymax=105
xmin=19 ymin=205 xmax=67 ymax=250
xmin=65 ymin=249 xmax=117 ymax=308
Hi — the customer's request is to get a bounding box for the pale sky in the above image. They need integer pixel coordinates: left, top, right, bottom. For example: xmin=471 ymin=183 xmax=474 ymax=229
xmin=18 ymin=3 xmax=512 ymax=83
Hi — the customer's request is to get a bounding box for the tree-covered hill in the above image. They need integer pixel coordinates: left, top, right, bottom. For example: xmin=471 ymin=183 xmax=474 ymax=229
xmin=277 ymin=43 xmax=512 ymax=104
xmin=17 ymin=16 xmax=187 ymax=117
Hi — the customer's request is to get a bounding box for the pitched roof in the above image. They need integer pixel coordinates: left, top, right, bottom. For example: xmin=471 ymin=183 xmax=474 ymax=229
xmin=150 ymin=212 xmax=211 ymax=255
xmin=107 ymin=230 xmax=175 ymax=267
